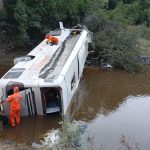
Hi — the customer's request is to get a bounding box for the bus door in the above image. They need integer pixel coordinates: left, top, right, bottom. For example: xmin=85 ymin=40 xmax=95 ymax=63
xmin=24 ymin=88 xmax=37 ymax=116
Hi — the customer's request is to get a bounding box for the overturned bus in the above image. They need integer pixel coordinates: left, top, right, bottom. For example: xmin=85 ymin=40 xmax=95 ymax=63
xmin=0 ymin=23 xmax=92 ymax=117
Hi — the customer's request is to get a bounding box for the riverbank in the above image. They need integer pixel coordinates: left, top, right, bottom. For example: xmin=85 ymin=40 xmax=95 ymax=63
xmin=0 ymin=140 xmax=32 ymax=150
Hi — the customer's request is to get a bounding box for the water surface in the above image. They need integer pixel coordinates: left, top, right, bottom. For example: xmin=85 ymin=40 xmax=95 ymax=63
xmin=70 ymin=67 xmax=150 ymax=149
xmin=0 ymin=66 xmax=150 ymax=149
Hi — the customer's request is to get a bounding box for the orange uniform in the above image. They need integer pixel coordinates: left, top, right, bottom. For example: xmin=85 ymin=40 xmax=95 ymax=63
xmin=7 ymin=92 xmax=22 ymax=127
xmin=46 ymin=35 xmax=58 ymax=44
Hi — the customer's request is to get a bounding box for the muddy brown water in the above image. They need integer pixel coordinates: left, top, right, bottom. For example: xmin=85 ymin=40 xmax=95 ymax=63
xmin=0 ymin=66 xmax=150 ymax=149
xmin=70 ymin=67 xmax=150 ymax=150
xmin=0 ymin=66 xmax=62 ymax=145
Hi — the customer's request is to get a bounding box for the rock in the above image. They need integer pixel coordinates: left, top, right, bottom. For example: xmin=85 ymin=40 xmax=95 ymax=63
xmin=101 ymin=63 xmax=112 ymax=70
xmin=32 ymin=142 xmax=44 ymax=149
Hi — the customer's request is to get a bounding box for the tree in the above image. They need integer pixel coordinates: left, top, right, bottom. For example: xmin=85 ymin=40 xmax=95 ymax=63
xmin=108 ymin=0 xmax=118 ymax=10
xmin=1 ymin=0 xmax=87 ymax=48
xmin=123 ymin=0 xmax=136 ymax=4
xmin=138 ymin=0 xmax=150 ymax=26
xmin=108 ymin=1 xmax=141 ymax=26
xmin=83 ymin=0 xmax=107 ymax=32
xmin=13 ymin=0 xmax=28 ymax=46
xmin=94 ymin=20 xmax=141 ymax=72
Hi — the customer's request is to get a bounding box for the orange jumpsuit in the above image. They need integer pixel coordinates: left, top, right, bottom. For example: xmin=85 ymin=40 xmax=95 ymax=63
xmin=46 ymin=35 xmax=58 ymax=44
xmin=7 ymin=92 xmax=22 ymax=127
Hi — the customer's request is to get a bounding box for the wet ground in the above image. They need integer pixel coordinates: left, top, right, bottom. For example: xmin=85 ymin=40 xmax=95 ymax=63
xmin=0 ymin=139 xmax=32 ymax=150
xmin=0 ymin=62 xmax=150 ymax=149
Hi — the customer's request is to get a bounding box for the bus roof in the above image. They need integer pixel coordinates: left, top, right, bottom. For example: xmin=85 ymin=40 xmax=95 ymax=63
xmin=1 ymin=29 xmax=86 ymax=86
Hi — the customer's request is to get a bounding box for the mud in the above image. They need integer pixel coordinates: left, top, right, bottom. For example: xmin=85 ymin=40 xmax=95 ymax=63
xmin=0 ymin=140 xmax=32 ymax=150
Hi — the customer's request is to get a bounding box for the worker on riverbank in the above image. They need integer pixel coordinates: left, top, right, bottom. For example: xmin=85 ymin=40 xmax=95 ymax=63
xmin=0 ymin=86 xmax=22 ymax=127
xmin=45 ymin=34 xmax=58 ymax=45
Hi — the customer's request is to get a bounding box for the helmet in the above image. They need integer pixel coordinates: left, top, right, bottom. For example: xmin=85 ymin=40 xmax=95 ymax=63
xmin=13 ymin=86 xmax=19 ymax=93
xmin=45 ymin=34 xmax=52 ymax=40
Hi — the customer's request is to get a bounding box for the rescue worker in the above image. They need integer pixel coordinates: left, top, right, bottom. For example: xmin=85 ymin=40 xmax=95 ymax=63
xmin=5 ymin=86 xmax=22 ymax=127
xmin=45 ymin=34 xmax=58 ymax=45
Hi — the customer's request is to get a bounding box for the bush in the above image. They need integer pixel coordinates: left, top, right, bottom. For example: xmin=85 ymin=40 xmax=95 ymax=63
xmin=83 ymin=14 xmax=103 ymax=32
xmin=42 ymin=121 xmax=83 ymax=150
xmin=107 ymin=1 xmax=140 ymax=26
xmin=139 ymin=26 xmax=150 ymax=40
xmin=42 ymin=121 xmax=141 ymax=150
xmin=124 ymin=61 xmax=142 ymax=73
xmin=94 ymin=20 xmax=141 ymax=72
xmin=127 ymin=25 xmax=150 ymax=41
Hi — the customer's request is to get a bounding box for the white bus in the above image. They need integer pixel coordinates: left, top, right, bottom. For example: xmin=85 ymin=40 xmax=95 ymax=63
xmin=0 ymin=23 xmax=92 ymax=117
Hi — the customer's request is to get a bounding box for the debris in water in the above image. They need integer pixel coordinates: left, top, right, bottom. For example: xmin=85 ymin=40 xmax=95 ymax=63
xmin=41 ymin=129 xmax=59 ymax=148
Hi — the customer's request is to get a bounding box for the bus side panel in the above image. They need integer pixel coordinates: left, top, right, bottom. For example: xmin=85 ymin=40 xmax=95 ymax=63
xmin=2 ymin=103 xmax=10 ymax=116
xmin=32 ymin=87 xmax=43 ymax=115
xmin=18 ymin=87 xmax=43 ymax=117
xmin=0 ymin=82 xmax=10 ymax=116
xmin=62 ymin=38 xmax=89 ymax=115
xmin=78 ymin=39 xmax=88 ymax=78
xmin=20 ymin=90 xmax=28 ymax=116
xmin=61 ymin=79 xmax=68 ymax=115
xmin=63 ymin=56 xmax=79 ymax=114
xmin=2 ymin=90 xmax=29 ymax=117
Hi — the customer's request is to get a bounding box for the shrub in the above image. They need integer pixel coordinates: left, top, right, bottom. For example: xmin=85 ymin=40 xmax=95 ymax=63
xmin=42 ymin=121 xmax=83 ymax=150
xmin=94 ymin=20 xmax=141 ymax=72
xmin=83 ymin=14 xmax=102 ymax=32
xmin=42 ymin=121 xmax=141 ymax=150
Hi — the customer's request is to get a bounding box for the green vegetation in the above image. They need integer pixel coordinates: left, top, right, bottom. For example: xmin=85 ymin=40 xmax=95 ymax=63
xmin=42 ymin=120 xmax=141 ymax=150
xmin=0 ymin=0 xmax=86 ymax=48
xmin=42 ymin=121 xmax=83 ymax=150
xmin=0 ymin=0 xmax=150 ymax=72
xmin=93 ymin=21 xmax=142 ymax=72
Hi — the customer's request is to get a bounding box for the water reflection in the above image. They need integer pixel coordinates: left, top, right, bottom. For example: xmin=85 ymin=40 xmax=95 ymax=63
xmin=81 ymin=95 xmax=150 ymax=150
xmin=0 ymin=56 xmax=62 ymax=144
xmin=69 ymin=67 xmax=150 ymax=150
xmin=0 ymin=114 xmax=61 ymax=144
xmin=1 ymin=66 xmax=150 ymax=149
xmin=71 ymin=67 xmax=150 ymax=121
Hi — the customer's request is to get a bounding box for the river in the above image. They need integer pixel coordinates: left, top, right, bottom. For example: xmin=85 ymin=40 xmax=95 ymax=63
xmin=0 ymin=66 xmax=150 ymax=149
xmin=70 ymin=67 xmax=150 ymax=150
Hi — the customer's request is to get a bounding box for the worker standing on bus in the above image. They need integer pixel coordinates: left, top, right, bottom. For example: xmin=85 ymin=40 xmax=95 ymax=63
xmin=45 ymin=34 xmax=58 ymax=45
xmin=6 ymin=86 xmax=22 ymax=127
